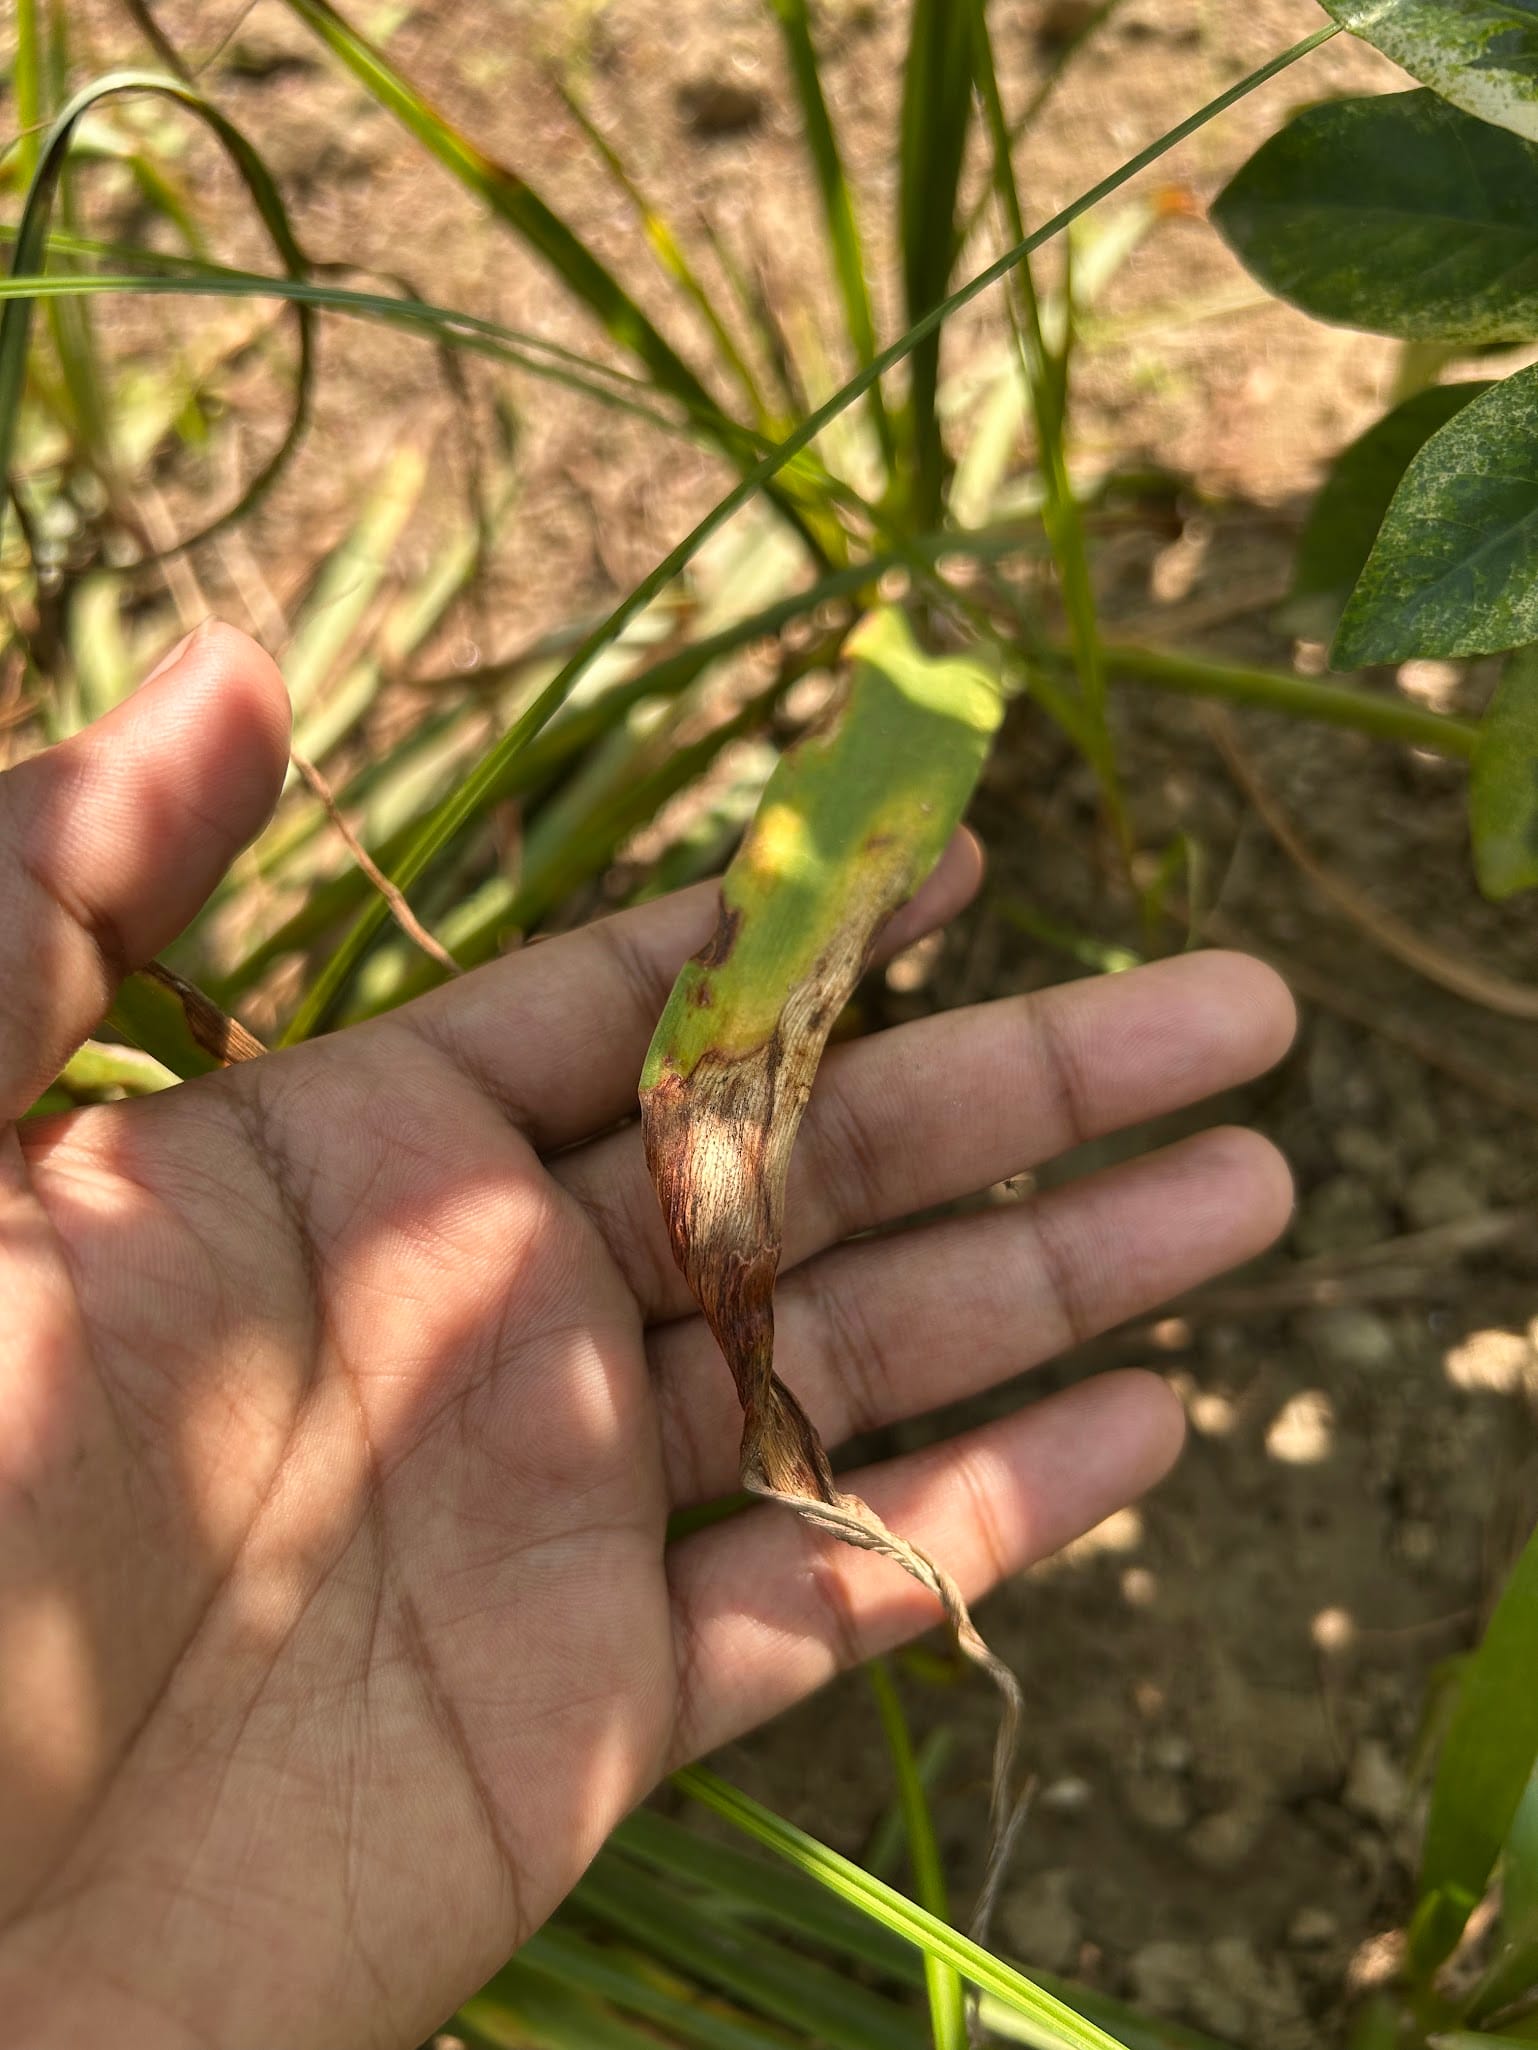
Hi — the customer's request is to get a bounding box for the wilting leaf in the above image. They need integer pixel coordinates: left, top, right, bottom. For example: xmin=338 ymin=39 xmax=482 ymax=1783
xmin=640 ymin=606 xmax=1021 ymax=1851
xmin=1285 ymin=383 xmax=1491 ymax=638
xmin=1472 ymin=644 xmax=1538 ymax=898
xmin=1325 ymin=0 xmax=1538 ymax=142
xmin=1333 ymin=365 xmax=1538 ymax=667
xmin=1212 ymin=90 xmax=1538 ymax=343
xmin=1412 ymin=1515 xmax=1538 ymax=1980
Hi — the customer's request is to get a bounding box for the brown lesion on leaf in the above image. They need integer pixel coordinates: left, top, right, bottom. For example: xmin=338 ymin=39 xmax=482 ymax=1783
xmin=692 ymin=901 xmax=742 ymax=971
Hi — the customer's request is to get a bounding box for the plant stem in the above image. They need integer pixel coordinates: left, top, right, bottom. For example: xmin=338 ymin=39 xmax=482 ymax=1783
xmin=1098 ymin=641 xmax=1477 ymax=757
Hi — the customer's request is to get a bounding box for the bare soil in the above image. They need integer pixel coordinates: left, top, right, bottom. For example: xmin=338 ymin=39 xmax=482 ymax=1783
xmin=49 ymin=2 xmax=1538 ymax=2042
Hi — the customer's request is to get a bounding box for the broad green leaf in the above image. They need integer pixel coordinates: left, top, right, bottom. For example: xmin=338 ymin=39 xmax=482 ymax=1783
xmin=1471 ymin=644 xmax=1538 ymax=898
xmin=1413 ymin=1516 xmax=1538 ymax=1979
xmin=1285 ymin=383 xmax=1492 ymax=637
xmin=1212 ymin=91 xmax=1538 ymax=344
xmin=640 ymin=609 xmax=1002 ymax=1481
xmin=1325 ymin=0 xmax=1538 ymax=142
xmin=1333 ymin=365 xmax=1538 ymax=666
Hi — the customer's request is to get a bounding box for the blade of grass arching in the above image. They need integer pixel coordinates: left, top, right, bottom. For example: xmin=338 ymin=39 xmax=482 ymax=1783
xmin=969 ymin=0 xmax=1129 ymax=862
xmin=898 ymin=0 xmax=975 ymax=526
xmin=280 ymin=0 xmax=835 ymax=559
xmin=555 ymin=79 xmax=771 ymax=427
xmin=615 ymin=1807 xmax=921 ymax=1982
xmin=1412 ymin=1516 xmax=1538 ymax=1983
xmin=0 ymin=71 xmax=315 ymax=555
xmin=768 ymin=0 xmax=896 ymax=474
xmin=286 ymin=22 xmax=1340 ymax=1034
xmin=510 ymin=1924 xmax=799 ymax=2050
xmin=869 ymin=1661 xmax=967 ymax=2050
xmin=958 ymin=1 xmax=1130 ymax=249
xmin=573 ymin=1852 xmax=926 ymax=2050
xmin=677 ymin=1768 xmax=1129 ymax=2050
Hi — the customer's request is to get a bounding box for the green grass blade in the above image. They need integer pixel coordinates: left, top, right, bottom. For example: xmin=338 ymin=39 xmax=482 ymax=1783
xmin=287 ymin=22 xmax=1339 ymax=1035
xmin=615 ymin=1806 xmax=920 ymax=1981
xmin=555 ymin=78 xmax=770 ymax=425
xmin=14 ymin=0 xmax=43 ymax=181
xmin=574 ymin=1852 xmax=924 ymax=2050
xmin=869 ymin=1661 xmax=967 ymax=2050
xmin=767 ymin=0 xmax=895 ymax=472
xmin=677 ymin=1767 xmax=1129 ymax=2050
xmin=280 ymin=0 xmax=831 ymax=554
xmin=511 ymin=1924 xmax=792 ymax=2050
xmin=969 ymin=0 xmax=1125 ymax=857
xmin=1414 ymin=1516 xmax=1538 ymax=1981
xmin=898 ymin=0 xmax=975 ymax=526
xmin=0 ymin=70 xmax=314 ymax=553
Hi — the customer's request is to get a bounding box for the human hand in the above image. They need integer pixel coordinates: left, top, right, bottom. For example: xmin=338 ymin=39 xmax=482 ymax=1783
xmin=0 ymin=623 xmax=1295 ymax=2048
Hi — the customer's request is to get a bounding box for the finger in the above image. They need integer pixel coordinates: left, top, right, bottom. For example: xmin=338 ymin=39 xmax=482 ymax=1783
xmin=653 ymin=1124 xmax=1290 ymax=1506
xmin=400 ymin=826 xmax=985 ymax=1150
xmin=666 ymin=1368 xmax=1184 ymax=1762
xmin=559 ymin=949 xmax=1296 ymax=1320
xmin=0 ymin=621 xmax=290 ymax=1118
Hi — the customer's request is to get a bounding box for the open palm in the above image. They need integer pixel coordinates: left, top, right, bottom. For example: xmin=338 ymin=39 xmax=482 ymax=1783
xmin=0 ymin=624 xmax=1294 ymax=2049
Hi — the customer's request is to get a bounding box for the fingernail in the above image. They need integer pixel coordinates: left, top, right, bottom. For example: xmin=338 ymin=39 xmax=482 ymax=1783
xmin=143 ymin=621 xmax=205 ymax=685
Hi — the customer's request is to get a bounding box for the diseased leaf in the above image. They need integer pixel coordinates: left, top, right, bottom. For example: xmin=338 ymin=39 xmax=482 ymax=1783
xmin=639 ymin=605 xmax=1021 ymax=1862
xmin=1413 ymin=1515 xmax=1538 ymax=1980
xmin=1333 ymin=365 xmax=1538 ymax=667
xmin=1325 ymin=0 xmax=1538 ymax=142
xmin=1471 ymin=644 xmax=1538 ymax=898
xmin=1212 ymin=90 xmax=1538 ymax=344
xmin=1285 ymin=382 xmax=1491 ymax=637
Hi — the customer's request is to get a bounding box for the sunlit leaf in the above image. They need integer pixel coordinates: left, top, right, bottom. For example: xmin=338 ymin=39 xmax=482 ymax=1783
xmin=1325 ymin=0 xmax=1538 ymax=142
xmin=1333 ymin=365 xmax=1538 ymax=666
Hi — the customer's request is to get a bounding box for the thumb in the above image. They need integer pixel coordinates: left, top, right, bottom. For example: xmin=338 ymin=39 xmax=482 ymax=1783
xmin=0 ymin=619 xmax=291 ymax=1118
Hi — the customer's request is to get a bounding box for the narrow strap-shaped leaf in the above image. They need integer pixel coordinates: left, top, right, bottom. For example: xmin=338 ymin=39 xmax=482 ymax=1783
xmin=677 ymin=1767 xmax=1128 ymax=2050
xmin=766 ymin=0 xmax=896 ymax=471
xmin=898 ymin=0 xmax=975 ymax=526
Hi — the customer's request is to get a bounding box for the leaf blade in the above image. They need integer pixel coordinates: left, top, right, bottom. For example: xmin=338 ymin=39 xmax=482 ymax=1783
xmin=1213 ymin=90 xmax=1538 ymax=344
